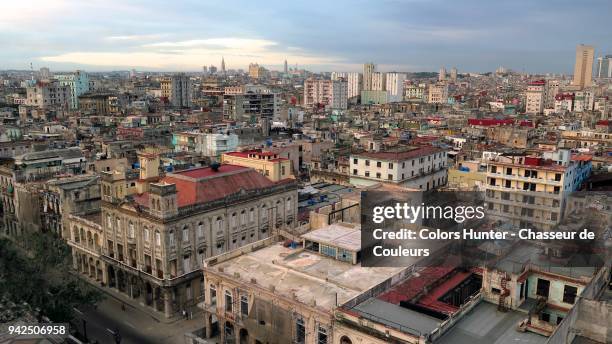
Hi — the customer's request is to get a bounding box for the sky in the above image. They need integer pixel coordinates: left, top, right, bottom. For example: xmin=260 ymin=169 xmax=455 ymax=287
xmin=1 ymin=0 xmax=611 ymax=73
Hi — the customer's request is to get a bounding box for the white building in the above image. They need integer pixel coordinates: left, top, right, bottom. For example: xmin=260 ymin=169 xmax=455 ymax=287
xmin=347 ymin=72 xmax=362 ymax=99
xmin=371 ymin=72 xmax=386 ymax=91
xmin=202 ymin=133 xmax=239 ymax=158
xmin=385 ymin=73 xmax=406 ymax=103
xmin=349 ymin=146 xmax=448 ymax=190
xmin=363 ymin=63 xmax=375 ymax=91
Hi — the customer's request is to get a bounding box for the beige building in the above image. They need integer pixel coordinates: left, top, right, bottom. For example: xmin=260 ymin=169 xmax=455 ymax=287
xmin=572 ymin=44 xmax=594 ymax=89
xmin=248 ymin=63 xmax=267 ymax=79
xmin=200 ymin=223 xmax=406 ymax=343
xmin=95 ymin=161 xmax=297 ymax=318
xmin=25 ymin=80 xmax=71 ymax=109
xmin=525 ymin=80 xmax=546 ymax=114
xmin=427 ymin=83 xmax=448 ymax=104
xmin=221 ymin=150 xmax=293 ymax=182
xmin=303 ymin=78 xmax=348 ymax=110
xmin=485 ymin=151 xmax=591 ymax=231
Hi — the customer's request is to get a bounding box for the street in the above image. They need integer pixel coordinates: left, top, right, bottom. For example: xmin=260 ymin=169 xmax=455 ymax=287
xmin=72 ymin=296 xmax=203 ymax=344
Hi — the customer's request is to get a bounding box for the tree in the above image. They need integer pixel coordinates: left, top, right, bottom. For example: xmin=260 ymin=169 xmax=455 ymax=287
xmin=0 ymin=233 xmax=103 ymax=323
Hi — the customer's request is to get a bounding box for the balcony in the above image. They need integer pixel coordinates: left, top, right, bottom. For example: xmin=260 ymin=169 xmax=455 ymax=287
xmin=486 ymin=172 xmax=562 ymax=186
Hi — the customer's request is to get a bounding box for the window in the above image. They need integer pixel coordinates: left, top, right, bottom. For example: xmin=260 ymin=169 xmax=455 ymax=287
xmin=317 ymin=326 xmax=328 ymax=344
xmin=562 ymin=285 xmax=577 ymax=304
xmin=240 ymin=295 xmax=248 ymax=316
xmin=506 ymin=168 xmax=512 ymax=175
xmin=376 ymin=161 xmax=381 ymax=168
xmin=128 ymin=222 xmax=135 ymax=238
xmin=225 ymin=291 xmax=233 ymax=312
xmin=554 ymin=173 xmax=562 ymax=181
xmin=144 ymin=227 xmax=150 ymax=243
xmin=169 ymin=231 xmax=175 ymax=246
xmin=505 ymin=180 xmax=511 ymax=188
xmin=352 ymin=169 xmax=357 ymax=175
xmin=387 ymin=174 xmax=393 ymax=180
xmin=490 ymin=178 xmax=496 ymax=186
xmin=295 ymin=318 xmax=305 ymax=344
xmin=155 ymin=230 xmax=161 ymax=246
xmin=197 ymin=222 xmax=204 ymax=238
xmin=491 ymin=166 xmax=497 ymax=173
xmin=183 ymin=226 xmax=189 ymax=242
xmin=353 ymin=158 xmax=357 ymax=164
xmin=388 ymin=162 xmax=393 ymax=168
xmin=365 ymin=160 xmax=370 ymax=166
xmin=536 ymin=278 xmax=550 ymax=298
xmin=365 ymin=171 xmax=370 ymax=177
xmin=376 ymin=172 xmax=381 ymax=179
xmin=210 ymin=285 xmax=217 ymax=305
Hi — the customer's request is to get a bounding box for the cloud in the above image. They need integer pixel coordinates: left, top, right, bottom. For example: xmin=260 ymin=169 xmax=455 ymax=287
xmin=106 ymin=34 xmax=167 ymax=41
xmin=40 ymin=37 xmax=345 ymax=70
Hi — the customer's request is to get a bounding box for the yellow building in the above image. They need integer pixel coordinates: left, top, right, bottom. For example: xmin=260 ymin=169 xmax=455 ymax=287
xmin=222 ymin=150 xmax=293 ymax=182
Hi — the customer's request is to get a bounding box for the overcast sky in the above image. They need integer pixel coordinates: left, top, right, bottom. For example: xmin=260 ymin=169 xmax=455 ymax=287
xmin=1 ymin=0 xmax=611 ymax=73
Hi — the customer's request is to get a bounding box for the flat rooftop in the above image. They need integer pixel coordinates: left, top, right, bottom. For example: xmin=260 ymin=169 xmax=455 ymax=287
xmin=353 ymin=297 xmax=441 ymax=336
xmin=494 ymin=242 xmax=597 ymax=279
xmin=301 ymin=223 xmax=361 ymax=252
xmin=436 ymin=302 xmax=547 ymax=344
xmin=210 ymin=243 xmax=403 ymax=312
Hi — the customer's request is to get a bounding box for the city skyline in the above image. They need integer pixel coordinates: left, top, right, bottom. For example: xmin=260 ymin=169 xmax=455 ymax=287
xmin=1 ymin=0 xmax=611 ymax=73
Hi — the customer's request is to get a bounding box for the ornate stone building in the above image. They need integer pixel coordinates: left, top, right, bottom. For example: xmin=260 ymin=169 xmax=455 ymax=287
xmin=68 ymin=163 xmax=297 ymax=318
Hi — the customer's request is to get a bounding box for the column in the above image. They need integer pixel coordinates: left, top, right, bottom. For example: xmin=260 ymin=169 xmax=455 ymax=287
xmin=163 ymin=289 xmax=172 ymax=318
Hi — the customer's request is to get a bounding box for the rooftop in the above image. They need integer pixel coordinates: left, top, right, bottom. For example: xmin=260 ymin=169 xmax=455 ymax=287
xmin=352 ymin=146 xmax=444 ymax=161
xmin=301 ymin=223 xmax=361 ymax=252
xmin=209 ymin=242 xmax=403 ymax=312
xmin=436 ymin=302 xmax=547 ymax=344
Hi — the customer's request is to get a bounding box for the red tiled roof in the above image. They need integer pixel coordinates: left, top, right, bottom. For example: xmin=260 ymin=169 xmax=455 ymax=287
xmin=134 ymin=164 xmax=291 ymax=208
xmin=468 ymin=118 xmax=514 ymax=126
xmin=378 ymin=266 xmax=454 ymax=304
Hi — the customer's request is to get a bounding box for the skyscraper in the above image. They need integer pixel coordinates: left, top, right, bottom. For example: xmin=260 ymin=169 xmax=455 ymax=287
xmin=363 ymin=63 xmax=375 ymax=91
xmin=284 ymin=59 xmax=288 ymax=74
xmin=385 ymin=72 xmax=406 ymax=102
xmin=596 ymin=55 xmax=612 ymax=78
xmin=572 ymin=44 xmax=594 ymax=89
xmin=221 ymin=57 xmax=226 ymax=74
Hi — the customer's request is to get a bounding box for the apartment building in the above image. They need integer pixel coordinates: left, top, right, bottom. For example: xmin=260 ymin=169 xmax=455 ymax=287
xmin=385 ymin=72 xmax=406 ymax=103
xmin=161 ymin=73 xmax=192 ymax=108
xmin=25 ymin=80 xmax=71 ymax=109
xmin=484 ymin=150 xmax=591 ymax=231
xmin=525 ymin=80 xmax=545 ymax=114
xmin=91 ymin=162 xmax=298 ymax=318
xmin=173 ymin=131 xmax=239 ymax=158
xmin=371 ymin=72 xmax=386 ymax=91
xmin=349 ymin=146 xmax=448 ymax=190
xmin=346 ymin=72 xmax=362 ymax=99
xmin=303 ymin=78 xmax=348 ymax=110
xmin=428 ymin=83 xmax=448 ymax=104
xmin=223 ymin=90 xmax=279 ymax=123
xmin=56 ymin=70 xmax=90 ymax=109
xmin=221 ymin=150 xmax=293 ymax=182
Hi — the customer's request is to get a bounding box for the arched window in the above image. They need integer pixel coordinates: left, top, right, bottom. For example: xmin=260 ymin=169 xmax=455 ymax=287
xmin=182 ymin=225 xmax=189 ymax=242
xmin=155 ymin=230 xmax=161 ymax=246
xmin=339 ymin=336 xmax=353 ymax=344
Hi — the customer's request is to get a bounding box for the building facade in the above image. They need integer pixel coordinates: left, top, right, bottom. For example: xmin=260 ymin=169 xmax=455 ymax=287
xmin=96 ymin=164 xmax=298 ymax=318
xmin=349 ymin=146 xmax=448 ymax=190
